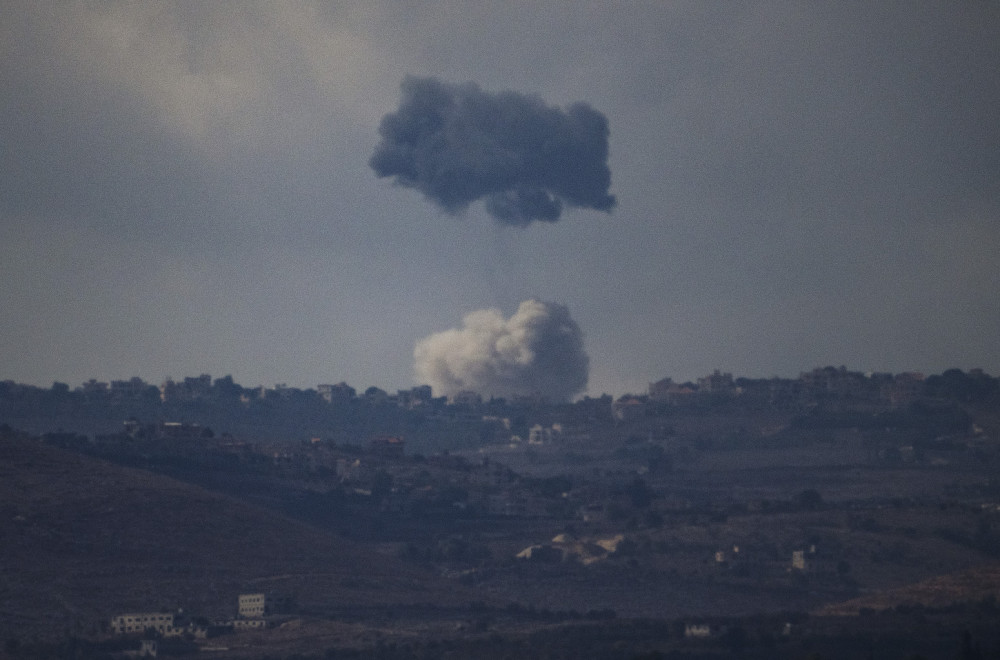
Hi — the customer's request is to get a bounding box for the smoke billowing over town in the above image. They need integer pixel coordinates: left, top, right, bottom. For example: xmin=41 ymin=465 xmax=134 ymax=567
xmin=414 ymin=299 xmax=589 ymax=402
xmin=370 ymin=76 xmax=616 ymax=226
xmin=4 ymin=3 xmax=1000 ymax=657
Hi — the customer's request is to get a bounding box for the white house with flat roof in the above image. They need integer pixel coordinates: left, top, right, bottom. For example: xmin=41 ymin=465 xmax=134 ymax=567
xmin=110 ymin=612 xmax=175 ymax=635
xmin=238 ymin=593 xmax=265 ymax=619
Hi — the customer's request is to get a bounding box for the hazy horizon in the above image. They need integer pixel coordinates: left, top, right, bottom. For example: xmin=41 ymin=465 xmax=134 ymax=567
xmin=3 ymin=3 xmax=998 ymax=398
xmin=4 ymin=363 xmax=990 ymax=403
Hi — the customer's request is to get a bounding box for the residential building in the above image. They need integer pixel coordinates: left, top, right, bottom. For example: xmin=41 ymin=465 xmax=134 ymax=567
xmin=685 ymin=623 xmax=711 ymax=638
xmin=697 ymin=370 xmax=734 ymax=394
xmin=238 ymin=593 xmax=266 ymax=619
xmin=612 ymin=396 xmax=646 ymax=421
xmin=317 ymin=382 xmax=356 ymax=403
xmin=110 ymin=613 xmax=176 ymax=636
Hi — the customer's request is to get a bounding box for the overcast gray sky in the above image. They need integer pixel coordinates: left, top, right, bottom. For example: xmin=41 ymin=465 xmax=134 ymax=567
xmin=2 ymin=2 xmax=998 ymax=397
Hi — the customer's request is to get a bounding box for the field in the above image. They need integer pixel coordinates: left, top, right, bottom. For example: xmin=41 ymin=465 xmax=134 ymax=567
xmin=2 ymin=396 xmax=1000 ymax=658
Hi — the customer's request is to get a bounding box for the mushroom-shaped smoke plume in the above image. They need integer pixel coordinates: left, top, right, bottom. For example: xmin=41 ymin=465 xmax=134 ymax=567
xmin=371 ymin=76 xmax=616 ymax=227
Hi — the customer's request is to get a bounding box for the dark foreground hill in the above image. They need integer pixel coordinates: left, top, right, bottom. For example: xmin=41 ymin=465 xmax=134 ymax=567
xmin=0 ymin=430 xmax=473 ymax=642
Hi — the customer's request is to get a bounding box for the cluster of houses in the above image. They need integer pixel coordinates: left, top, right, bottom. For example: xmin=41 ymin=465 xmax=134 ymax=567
xmin=654 ymin=367 xmax=935 ymax=408
xmin=119 ymin=367 xmax=931 ymax=413
xmin=11 ymin=366 xmax=993 ymax=423
xmin=608 ymin=367 xmax=942 ymax=421
xmin=110 ymin=593 xmax=267 ymax=656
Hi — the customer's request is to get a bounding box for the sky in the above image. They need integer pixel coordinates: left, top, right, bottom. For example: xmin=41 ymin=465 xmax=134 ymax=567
xmin=2 ymin=2 xmax=999 ymax=398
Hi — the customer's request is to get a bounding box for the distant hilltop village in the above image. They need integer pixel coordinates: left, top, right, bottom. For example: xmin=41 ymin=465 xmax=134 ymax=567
xmin=1 ymin=366 xmax=995 ymax=410
xmin=1 ymin=367 xmax=996 ymax=453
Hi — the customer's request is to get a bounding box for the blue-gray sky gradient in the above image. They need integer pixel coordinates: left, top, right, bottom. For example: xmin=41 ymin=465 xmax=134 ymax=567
xmin=2 ymin=2 xmax=998 ymax=396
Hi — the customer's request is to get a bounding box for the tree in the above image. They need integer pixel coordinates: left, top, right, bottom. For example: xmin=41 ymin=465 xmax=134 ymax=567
xmin=958 ymin=629 xmax=983 ymax=660
xmin=364 ymin=386 xmax=388 ymax=403
xmin=212 ymin=374 xmax=243 ymax=399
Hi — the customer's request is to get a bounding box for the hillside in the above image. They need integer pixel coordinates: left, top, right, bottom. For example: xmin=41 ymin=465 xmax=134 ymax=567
xmin=0 ymin=430 xmax=473 ymax=642
xmin=816 ymin=562 xmax=1000 ymax=615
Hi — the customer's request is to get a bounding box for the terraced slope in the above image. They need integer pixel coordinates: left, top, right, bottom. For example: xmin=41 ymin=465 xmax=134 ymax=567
xmin=0 ymin=431 xmax=470 ymax=641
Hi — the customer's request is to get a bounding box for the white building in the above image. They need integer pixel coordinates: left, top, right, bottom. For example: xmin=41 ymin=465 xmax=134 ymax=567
xmin=238 ymin=593 xmax=266 ymax=619
xmin=684 ymin=623 xmax=711 ymax=638
xmin=232 ymin=618 xmax=267 ymax=630
xmin=110 ymin=613 xmax=176 ymax=636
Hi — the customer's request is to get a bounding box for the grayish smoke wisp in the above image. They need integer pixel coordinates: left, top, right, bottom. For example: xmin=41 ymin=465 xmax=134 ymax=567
xmin=414 ymin=299 xmax=589 ymax=401
xmin=370 ymin=76 xmax=616 ymax=226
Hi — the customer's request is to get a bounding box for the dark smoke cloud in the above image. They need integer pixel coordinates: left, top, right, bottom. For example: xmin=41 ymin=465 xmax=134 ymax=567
xmin=370 ymin=76 xmax=616 ymax=226
xmin=414 ymin=299 xmax=589 ymax=401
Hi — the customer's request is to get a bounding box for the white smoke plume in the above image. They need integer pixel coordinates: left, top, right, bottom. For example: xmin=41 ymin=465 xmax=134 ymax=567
xmin=414 ymin=300 xmax=589 ymax=402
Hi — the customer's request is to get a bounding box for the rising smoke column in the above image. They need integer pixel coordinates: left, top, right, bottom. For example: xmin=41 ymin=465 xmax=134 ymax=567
xmin=414 ymin=299 xmax=589 ymax=402
xmin=370 ymin=76 xmax=616 ymax=227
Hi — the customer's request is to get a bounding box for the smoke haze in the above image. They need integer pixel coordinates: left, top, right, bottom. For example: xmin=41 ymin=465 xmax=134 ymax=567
xmin=370 ymin=76 xmax=616 ymax=226
xmin=414 ymin=300 xmax=589 ymax=402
